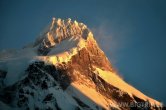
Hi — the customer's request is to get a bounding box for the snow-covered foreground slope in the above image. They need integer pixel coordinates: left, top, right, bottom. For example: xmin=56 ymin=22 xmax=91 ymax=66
xmin=0 ymin=18 xmax=163 ymax=110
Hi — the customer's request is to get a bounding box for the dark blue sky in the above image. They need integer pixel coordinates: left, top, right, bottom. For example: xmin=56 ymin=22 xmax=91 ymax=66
xmin=0 ymin=0 xmax=166 ymax=104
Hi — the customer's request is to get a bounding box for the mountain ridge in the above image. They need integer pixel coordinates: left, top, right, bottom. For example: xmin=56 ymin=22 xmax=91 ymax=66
xmin=0 ymin=18 xmax=163 ymax=110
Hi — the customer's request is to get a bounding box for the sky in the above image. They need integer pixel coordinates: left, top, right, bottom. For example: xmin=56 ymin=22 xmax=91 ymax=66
xmin=0 ymin=0 xmax=166 ymax=104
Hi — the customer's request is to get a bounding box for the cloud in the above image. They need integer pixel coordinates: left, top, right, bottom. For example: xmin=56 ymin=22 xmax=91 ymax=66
xmin=91 ymin=23 xmax=121 ymax=63
xmin=90 ymin=19 xmax=133 ymax=78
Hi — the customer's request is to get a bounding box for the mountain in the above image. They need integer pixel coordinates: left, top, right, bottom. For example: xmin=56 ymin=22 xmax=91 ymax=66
xmin=0 ymin=18 xmax=163 ymax=110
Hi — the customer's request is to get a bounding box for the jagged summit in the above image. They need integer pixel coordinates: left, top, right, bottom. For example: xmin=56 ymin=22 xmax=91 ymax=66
xmin=34 ymin=18 xmax=92 ymax=55
xmin=48 ymin=17 xmax=90 ymax=39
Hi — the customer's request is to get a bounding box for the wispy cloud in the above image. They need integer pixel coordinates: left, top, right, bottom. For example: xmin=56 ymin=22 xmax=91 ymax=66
xmin=90 ymin=19 xmax=133 ymax=76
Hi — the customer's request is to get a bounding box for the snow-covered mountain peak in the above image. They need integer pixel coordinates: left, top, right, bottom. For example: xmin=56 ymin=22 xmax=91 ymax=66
xmin=0 ymin=18 xmax=163 ymax=110
xmin=35 ymin=18 xmax=90 ymax=46
xmin=34 ymin=18 xmax=91 ymax=53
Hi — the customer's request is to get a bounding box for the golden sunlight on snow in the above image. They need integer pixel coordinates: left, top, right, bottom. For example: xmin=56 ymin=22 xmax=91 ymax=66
xmin=35 ymin=34 xmax=88 ymax=65
xmin=93 ymin=67 xmax=162 ymax=106
xmin=77 ymin=38 xmax=86 ymax=48
xmin=70 ymin=82 xmax=119 ymax=110
xmin=47 ymin=32 xmax=56 ymax=46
